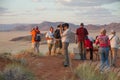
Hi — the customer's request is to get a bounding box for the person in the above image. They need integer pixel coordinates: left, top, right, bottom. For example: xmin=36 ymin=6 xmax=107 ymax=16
xmin=60 ymin=23 xmax=71 ymax=67
xmin=53 ymin=24 xmax=62 ymax=55
xmin=84 ymin=36 xmax=93 ymax=60
xmin=109 ymin=30 xmax=120 ymax=67
xmin=31 ymin=26 xmax=41 ymax=54
xmin=45 ymin=27 xmax=54 ymax=56
xmin=31 ymin=28 xmax=36 ymax=48
xmin=95 ymin=28 xmax=110 ymax=73
xmin=76 ymin=23 xmax=88 ymax=60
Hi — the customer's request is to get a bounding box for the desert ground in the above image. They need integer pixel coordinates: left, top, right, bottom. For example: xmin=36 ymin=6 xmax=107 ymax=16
xmin=0 ymin=30 xmax=120 ymax=54
xmin=0 ymin=31 xmax=120 ymax=80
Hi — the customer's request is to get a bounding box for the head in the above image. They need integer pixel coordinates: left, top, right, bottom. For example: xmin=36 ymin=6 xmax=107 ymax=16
xmin=57 ymin=24 xmax=62 ymax=28
xmin=32 ymin=28 xmax=35 ymax=30
xmin=31 ymin=27 xmax=35 ymax=32
xmin=111 ymin=30 xmax=116 ymax=35
xmin=85 ymin=36 xmax=88 ymax=40
xmin=50 ymin=26 xmax=54 ymax=32
xmin=35 ymin=26 xmax=39 ymax=30
xmin=62 ymin=23 xmax=69 ymax=30
xmin=100 ymin=28 xmax=106 ymax=35
xmin=80 ymin=23 xmax=84 ymax=27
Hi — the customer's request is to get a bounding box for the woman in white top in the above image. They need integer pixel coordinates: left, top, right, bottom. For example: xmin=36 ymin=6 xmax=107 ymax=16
xmin=45 ymin=27 xmax=54 ymax=55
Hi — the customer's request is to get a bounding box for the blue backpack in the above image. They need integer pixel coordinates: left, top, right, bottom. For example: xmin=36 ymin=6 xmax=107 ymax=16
xmin=35 ymin=32 xmax=41 ymax=41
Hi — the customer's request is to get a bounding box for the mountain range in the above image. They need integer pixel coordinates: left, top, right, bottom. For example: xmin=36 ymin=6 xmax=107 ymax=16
xmin=0 ymin=21 xmax=120 ymax=32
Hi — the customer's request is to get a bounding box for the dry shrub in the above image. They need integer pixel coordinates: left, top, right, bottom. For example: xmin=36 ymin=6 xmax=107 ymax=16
xmin=1 ymin=63 xmax=36 ymax=80
xmin=74 ymin=62 xmax=119 ymax=80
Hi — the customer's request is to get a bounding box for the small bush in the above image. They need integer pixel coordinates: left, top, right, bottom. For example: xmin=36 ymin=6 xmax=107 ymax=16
xmin=107 ymin=72 xmax=119 ymax=80
xmin=1 ymin=63 xmax=36 ymax=80
xmin=0 ymin=71 xmax=4 ymax=80
xmin=75 ymin=62 xmax=119 ymax=80
xmin=19 ymin=49 xmax=43 ymax=56
xmin=0 ymin=52 xmax=12 ymax=59
xmin=12 ymin=58 xmax=28 ymax=66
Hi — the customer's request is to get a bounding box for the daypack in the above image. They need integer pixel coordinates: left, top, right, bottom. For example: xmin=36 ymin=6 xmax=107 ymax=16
xmin=54 ymin=29 xmax=61 ymax=39
xmin=35 ymin=32 xmax=41 ymax=41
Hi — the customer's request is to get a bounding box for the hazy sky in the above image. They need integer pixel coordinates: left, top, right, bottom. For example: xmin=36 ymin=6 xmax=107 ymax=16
xmin=0 ymin=0 xmax=120 ymax=24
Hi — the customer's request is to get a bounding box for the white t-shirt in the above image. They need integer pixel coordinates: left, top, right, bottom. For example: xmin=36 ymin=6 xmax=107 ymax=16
xmin=109 ymin=34 xmax=120 ymax=48
xmin=45 ymin=31 xmax=54 ymax=44
xmin=61 ymin=29 xmax=71 ymax=43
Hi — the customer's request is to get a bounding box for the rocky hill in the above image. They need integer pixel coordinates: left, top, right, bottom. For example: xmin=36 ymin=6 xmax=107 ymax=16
xmin=0 ymin=22 xmax=120 ymax=32
xmin=12 ymin=22 xmax=120 ymax=32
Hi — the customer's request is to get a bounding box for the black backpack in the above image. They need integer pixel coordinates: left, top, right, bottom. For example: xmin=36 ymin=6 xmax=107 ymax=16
xmin=54 ymin=29 xmax=61 ymax=39
xmin=35 ymin=32 xmax=41 ymax=41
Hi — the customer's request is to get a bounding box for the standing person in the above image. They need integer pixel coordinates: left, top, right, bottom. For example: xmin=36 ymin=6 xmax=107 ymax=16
xmin=109 ymin=30 xmax=120 ymax=67
xmin=60 ymin=23 xmax=71 ymax=67
xmin=35 ymin=26 xmax=41 ymax=53
xmin=76 ymin=23 xmax=88 ymax=60
xmin=31 ymin=26 xmax=41 ymax=54
xmin=53 ymin=24 xmax=62 ymax=55
xmin=95 ymin=28 xmax=110 ymax=73
xmin=31 ymin=28 xmax=36 ymax=49
xmin=84 ymin=36 xmax=93 ymax=60
xmin=45 ymin=27 xmax=54 ymax=56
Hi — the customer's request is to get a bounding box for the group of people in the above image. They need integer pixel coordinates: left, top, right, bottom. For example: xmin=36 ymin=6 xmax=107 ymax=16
xmin=31 ymin=23 xmax=71 ymax=67
xmin=76 ymin=23 xmax=120 ymax=72
xmin=31 ymin=23 xmax=120 ymax=71
xmin=45 ymin=23 xmax=71 ymax=67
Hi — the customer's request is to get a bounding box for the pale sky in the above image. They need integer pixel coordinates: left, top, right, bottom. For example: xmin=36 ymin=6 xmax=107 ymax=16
xmin=0 ymin=0 xmax=120 ymax=24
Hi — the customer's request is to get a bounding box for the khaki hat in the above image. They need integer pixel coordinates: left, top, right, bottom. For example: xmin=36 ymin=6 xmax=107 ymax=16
xmin=111 ymin=30 xmax=115 ymax=33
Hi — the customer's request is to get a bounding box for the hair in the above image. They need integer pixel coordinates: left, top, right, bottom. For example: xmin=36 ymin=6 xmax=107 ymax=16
xmin=100 ymin=28 xmax=106 ymax=35
xmin=57 ymin=24 xmax=61 ymax=28
xmin=80 ymin=23 xmax=84 ymax=26
xmin=50 ymin=26 xmax=54 ymax=30
xmin=62 ymin=23 xmax=69 ymax=28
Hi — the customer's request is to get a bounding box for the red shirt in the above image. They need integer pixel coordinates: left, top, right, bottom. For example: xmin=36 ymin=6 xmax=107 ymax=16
xmin=95 ymin=35 xmax=110 ymax=47
xmin=85 ymin=39 xmax=93 ymax=49
xmin=76 ymin=27 xmax=88 ymax=42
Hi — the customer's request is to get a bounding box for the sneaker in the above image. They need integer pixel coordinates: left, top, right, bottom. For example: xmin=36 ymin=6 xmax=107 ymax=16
xmin=63 ymin=62 xmax=69 ymax=67
xmin=64 ymin=64 xmax=69 ymax=67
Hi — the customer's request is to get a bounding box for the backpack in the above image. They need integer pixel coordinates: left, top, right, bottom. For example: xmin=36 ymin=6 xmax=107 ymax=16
xmin=54 ymin=29 xmax=61 ymax=39
xmin=35 ymin=32 xmax=41 ymax=41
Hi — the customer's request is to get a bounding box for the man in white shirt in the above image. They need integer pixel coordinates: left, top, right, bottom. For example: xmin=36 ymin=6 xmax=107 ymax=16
xmin=60 ymin=23 xmax=71 ymax=67
xmin=109 ymin=30 xmax=120 ymax=67
xmin=45 ymin=27 xmax=54 ymax=55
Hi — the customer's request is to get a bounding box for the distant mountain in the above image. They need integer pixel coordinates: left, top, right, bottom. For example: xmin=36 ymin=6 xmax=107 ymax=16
xmin=0 ymin=22 xmax=120 ymax=32
xmin=0 ymin=24 xmax=16 ymax=31
xmin=100 ymin=23 xmax=120 ymax=32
